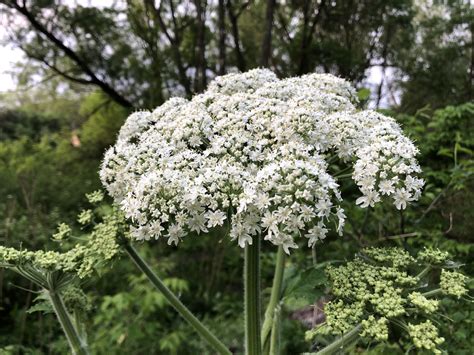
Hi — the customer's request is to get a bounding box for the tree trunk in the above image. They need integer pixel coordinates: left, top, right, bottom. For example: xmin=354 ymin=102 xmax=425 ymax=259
xmin=261 ymin=0 xmax=276 ymax=68
xmin=469 ymin=22 xmax=474 ymax=100
xmin=194 ymin=0 xmax=208 ymax=92
xmin=227 ymin=0 xmax=247 ymax=71
xmin=376 ymin=25 xmax=393 ymax=108
xmin=218 ymin=0 xmax=226 ymax=75
xmin=297 ymin=0 xmax=325 ymax=75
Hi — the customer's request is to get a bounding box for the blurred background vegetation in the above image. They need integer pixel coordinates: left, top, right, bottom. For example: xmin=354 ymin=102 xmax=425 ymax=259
xmin=0 ymin=0 xmax=472 ymax=354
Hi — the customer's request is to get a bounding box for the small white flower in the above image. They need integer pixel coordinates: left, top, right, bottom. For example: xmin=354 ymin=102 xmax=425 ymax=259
xmin=281 ymin=238 xmax=298 ymax=254
xmin=261 ymin=211 xmax=279 ymax=231
xmin=300 ymin=205 xmax=316 ymax=222
xmin=255 ymin=193 xmax=271 ymax=210
xmin=379 ymin=179 xmax=396 ymax=195
xmin=405 ymin=176 xmax=424 ymax=192
xmin=356 ymin=190 xmax=380 ymax=208
xmin=238 ymin=234 xmax=253 ymax=248
xmin=189 ymin=135 xmax=202 ymax=147
xmin=335 ymin=208 xmax=346 ymax=235
xmin=305 ymin=222 xmax=328 ymax=247
xmin=188 ymin=213 xmax=208 ymax=234
xmin=167 ymin=224 xmax=185 ymax=245
xmin=315 ymin=199 xmax=332 ymax=217
xmin=150 ymin=221 xmax=164 ymax=239
xmin=394 ymin=188 xmax=412 ymax=210
xmin=205 ymin=210 xmax=227 ymax=227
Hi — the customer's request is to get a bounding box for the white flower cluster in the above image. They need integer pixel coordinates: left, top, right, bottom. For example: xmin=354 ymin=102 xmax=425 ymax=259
xmin=100 ymin=69 xmax=423 ymax=252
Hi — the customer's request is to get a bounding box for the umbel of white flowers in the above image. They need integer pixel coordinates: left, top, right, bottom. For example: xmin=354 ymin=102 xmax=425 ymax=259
xmin=100 ymin=69 xmax=423 ymax=253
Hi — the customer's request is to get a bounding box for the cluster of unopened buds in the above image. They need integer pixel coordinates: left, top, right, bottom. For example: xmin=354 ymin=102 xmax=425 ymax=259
xmin=307 ymin=247 xmax=467 ymax=354
xmin=101 ymin=69 xmax=423 ymax=252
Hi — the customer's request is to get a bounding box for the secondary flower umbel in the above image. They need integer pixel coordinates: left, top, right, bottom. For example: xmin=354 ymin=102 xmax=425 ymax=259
xmin=100 ymin=69 xmax=423 ymax=252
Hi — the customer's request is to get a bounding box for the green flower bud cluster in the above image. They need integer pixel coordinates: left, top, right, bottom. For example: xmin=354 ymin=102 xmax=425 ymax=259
xmin=62 ymin=285 xmax=92 ymax=313
xmin=361 ymin=315 xmax=388 ymax=341
xmin=408 ymin=320 xmax=445 ymax=354
xmin=408 ymin=292 xmax=438 ymax=313
xmin=0 ymin=192 xmax=126 ymax=282
xmin=52 ymin=223 xmax=72 ymax=242
xmin=86 ymin=190 xmax=104 ymax=204
xmin=0 ymin=246 xmax=77 ymax=271
xmin=309 ymin=247 xmax=468 ymax=353
xmin=371 ymin=283 xmax=405 ymax=317
xmin=78 ymin=209 xmax=94 ymax=225
xmin=319 ymin=256 xmax=412 ymax=338
xmin=363 ymin=247 xmax=415 ymax=268
xmin=319 ymin=300 xmax=365 ymax=334
xmin=440 ymin=269 xmax=468 ymax=298
xmin=418 ymin=247 xmax=450 ymax=264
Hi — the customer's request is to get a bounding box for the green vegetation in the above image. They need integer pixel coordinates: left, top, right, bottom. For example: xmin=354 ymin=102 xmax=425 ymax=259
xmin=0 ymin=0 xmax=473 ymax=354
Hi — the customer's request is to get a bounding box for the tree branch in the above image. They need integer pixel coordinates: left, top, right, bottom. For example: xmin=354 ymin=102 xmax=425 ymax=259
xmin=7 ymin=0 xmax=134 ymax=108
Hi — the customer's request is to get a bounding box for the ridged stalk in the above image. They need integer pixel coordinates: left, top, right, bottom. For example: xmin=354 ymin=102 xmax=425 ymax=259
xmin=262 ymin=246 xmax=286 ymax=353
xmin=245 ymin=236 xmax=262 ymax=355
xmin=48 ymin=290 xmax=89 ymax=355
xmin=123 ymin=243 xmax=231 ymax=355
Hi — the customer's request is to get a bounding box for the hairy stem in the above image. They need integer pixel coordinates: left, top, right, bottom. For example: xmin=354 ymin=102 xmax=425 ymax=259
xmin=47 ymin=290 xmax=89 ymax=355
xmin=124 ymin=243 xmax=231 ymax=355
xmin=245 ymin=236 xmax=262 ymax=355
xmin=262 ymin=246 xmax=285 ymax=353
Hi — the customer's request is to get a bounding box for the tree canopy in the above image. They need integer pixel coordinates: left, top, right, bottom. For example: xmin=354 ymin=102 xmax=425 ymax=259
xmin=1 ymin=0 xmax=472 ymax=110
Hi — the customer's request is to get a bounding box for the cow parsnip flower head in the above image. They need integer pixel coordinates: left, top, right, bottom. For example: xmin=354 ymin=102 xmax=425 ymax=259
xmin=100 ymin=69 xmax=423 ymax=252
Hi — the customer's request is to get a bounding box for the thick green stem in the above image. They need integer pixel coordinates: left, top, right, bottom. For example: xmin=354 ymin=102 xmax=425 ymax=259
xmin=48 ymin=290 xmax=89 ymax=355
xmin=123 ymin=243 xmax=231 ymax=355
xmin=261 ymin=246 xmax=285 ymax=353
xmin=245 ymin=236 xmax=262 ymax=355
xmin=315 ymin=324 xmax=362 ymax=355
xmin=269 ymin=304 xmax=281 ymax=355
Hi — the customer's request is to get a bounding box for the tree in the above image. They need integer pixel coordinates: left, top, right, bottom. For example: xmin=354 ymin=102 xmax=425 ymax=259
xmin=1 ymin=0 xmax=135 ymax=108
xmin=396 ymin=1 xmax=474 ymax=112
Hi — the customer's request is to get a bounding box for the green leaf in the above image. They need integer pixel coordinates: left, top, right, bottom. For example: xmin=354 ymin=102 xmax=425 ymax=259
xmin=357 ymin=88 xmax=371 ymax=101
xmin=437 ymin=147 xmax=453 ymax=158
xmin=26 ymin=292 xmax=54 ymax=314
xmin=27 ymin=301 xmax=53 ymax=314
xmin=284 ymin=265 xmax=328 ymax=304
